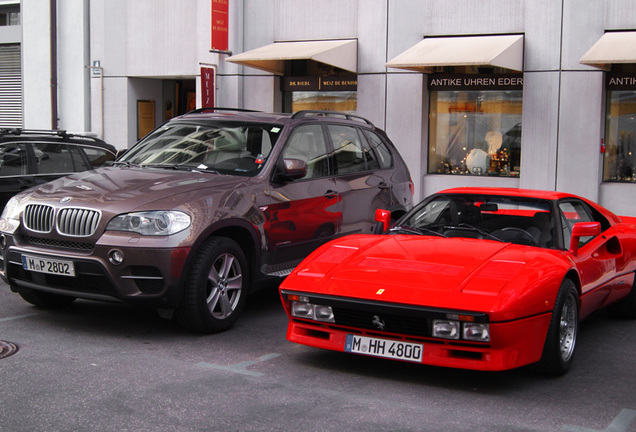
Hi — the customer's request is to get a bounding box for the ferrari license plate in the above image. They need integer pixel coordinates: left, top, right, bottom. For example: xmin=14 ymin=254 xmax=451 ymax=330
xmin=21 ymin=255 xmax=76 ymax=277
xmin=345 ymin=334 xmax=423 ymax=363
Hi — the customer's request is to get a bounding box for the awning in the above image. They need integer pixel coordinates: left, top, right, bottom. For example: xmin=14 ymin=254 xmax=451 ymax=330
xmin=385 ymin=34 xmax=524 ymax=73
xmin=225 ymin=39 xmax=357 ymax=75
xmin=580 ymin=32 xmax=636 ymax=70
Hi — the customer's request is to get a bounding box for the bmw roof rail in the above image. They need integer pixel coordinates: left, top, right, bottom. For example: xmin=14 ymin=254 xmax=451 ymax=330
xmin=187 ymin=107 xmax=262 ymax=114
xmin=291 ymin=110 xmax=373 ymax=126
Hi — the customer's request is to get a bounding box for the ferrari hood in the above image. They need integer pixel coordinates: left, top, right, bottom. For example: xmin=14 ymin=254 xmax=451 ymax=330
xmin=285 ymin=234 xmax=559 ymax=316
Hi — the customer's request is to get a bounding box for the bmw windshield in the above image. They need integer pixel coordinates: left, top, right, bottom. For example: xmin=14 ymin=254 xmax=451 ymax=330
xmin=117 ymin=122 xmax=283 ymax=176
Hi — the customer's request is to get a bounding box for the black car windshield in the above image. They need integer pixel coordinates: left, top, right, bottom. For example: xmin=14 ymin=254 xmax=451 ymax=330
xmin=397 ymin=194 xmax=555 ymax=248
xmin=117 ymin=121 xmax=283 ymax=176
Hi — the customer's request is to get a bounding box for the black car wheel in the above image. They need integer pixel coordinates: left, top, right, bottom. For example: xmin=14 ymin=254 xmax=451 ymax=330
xmin=17 ymin=288 xmax=76 ymax=308
xmin=176 ymin=236 xmax=249 ymax=333
xmin=536 ymin=279 xmax=579 ymax=375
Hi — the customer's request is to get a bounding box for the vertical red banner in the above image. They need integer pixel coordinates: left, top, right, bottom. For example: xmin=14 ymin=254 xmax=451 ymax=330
xmin=211 ymin=0 xmax=229 ymax=52
xmin=201 ymin=67 xmax=215 ymax=108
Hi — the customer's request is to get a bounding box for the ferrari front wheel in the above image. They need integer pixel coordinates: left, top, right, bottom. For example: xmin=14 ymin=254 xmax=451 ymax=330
xmin=537 ymin=279 xmax=579 ymax=376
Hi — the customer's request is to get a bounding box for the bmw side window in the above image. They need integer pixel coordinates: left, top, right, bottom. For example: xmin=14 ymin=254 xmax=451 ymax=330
xmin=330 ymin=124 xmax=372 ymax=174
xmin=363 ymin=130 xmax=393 ymax=169
xmin=279 ymin=124 xmax=329 ymax=179
xmin=81 ymin=147 xmax=115 ymax=169
xmin=0 ymin=143 xmax=27 ymax=176
xmin=558 ymin=200 xmax=595 ymax=248
xmin=33 ymin=143 xmax=75 ymax=174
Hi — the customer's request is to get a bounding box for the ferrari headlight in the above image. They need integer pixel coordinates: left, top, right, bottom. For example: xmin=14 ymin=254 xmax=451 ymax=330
xmin=290 ymin=301 xmax=335 ymax=323
xmin=106 ymin=211 xmax=190 ymax=236
xmin=463 ymin=323 xmax=490 ymax=342
xmin=432 ymin=320 xmax=460 ymax=339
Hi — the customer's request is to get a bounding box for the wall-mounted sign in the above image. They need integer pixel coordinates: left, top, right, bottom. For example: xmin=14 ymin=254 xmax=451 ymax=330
xmin=428 ymin=74 xmax=523 ymax=91
xmin=606 ymin=73 xmax=636 ymax=90
xmin=282 ymin=76 xmax=358 ymax=92
xmin=211 ymin=0 xmax=229 ymax=52
xmin=201 ymin=67 xmax=215 ymax=108
xmin=137 ymin=100 xmax=155 ymax=140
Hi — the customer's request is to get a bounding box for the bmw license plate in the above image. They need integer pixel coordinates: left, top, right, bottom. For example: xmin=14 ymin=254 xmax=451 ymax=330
xmin=344 ymin=334 xmax=423 ymax=363
xmin=21 ymin=255 xmax=76 ymax=277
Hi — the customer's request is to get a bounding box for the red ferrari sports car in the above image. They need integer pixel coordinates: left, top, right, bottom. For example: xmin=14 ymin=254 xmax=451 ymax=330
xmin=279 ymin=187 xmax=636 ymax=375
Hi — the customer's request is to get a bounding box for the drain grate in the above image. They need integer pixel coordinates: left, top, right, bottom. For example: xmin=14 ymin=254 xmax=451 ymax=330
xmin=0 ymin=340 xmax=18 ymax=359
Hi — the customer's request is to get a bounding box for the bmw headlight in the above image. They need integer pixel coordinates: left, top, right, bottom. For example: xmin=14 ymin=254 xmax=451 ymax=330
xmin=1 ymin=196 xmax=20 ymax=221
xmin=106 ymin=211 xmax=191 ymax=236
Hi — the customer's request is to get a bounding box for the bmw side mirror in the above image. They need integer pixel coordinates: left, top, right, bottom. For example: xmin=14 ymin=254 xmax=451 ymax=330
xmin=568 ymin=221 xmax=601 ymax=256
xmin=275 ymin=158 xmax=307 ymax=182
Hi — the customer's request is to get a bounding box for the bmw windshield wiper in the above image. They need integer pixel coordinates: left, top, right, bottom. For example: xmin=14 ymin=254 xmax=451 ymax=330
xmin=112 ymin=161 xmax=140 ymax=167
xmin=389 ymin=225 xmax=446 ymax=237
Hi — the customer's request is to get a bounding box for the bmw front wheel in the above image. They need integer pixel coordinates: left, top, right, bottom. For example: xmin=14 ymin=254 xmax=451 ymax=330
xmin=176 ymin=236 xmax=249 ymax=333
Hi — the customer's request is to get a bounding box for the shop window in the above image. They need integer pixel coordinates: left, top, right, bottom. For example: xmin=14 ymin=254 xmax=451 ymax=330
xmin=282 ymin=61 xmax=357 ymax=113
xmin=603 ymin=70 xmax=636 ymax=182
xmin=428 ymin=74 xmax=523 ymax=177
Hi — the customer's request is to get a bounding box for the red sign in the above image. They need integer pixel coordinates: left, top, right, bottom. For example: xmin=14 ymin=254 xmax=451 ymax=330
xmin=211 ymin=0 xmax=228 ymax=52
xmin=201 ymin=67 xmax=215 ymax=108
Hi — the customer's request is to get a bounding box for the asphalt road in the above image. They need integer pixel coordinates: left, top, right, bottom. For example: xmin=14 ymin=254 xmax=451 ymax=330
xmin=1 ymin=280 xmax=636 ymax=432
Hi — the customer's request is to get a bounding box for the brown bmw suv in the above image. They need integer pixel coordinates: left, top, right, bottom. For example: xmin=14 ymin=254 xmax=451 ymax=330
xmin=0 ymin=109 xmax=413 ymax=332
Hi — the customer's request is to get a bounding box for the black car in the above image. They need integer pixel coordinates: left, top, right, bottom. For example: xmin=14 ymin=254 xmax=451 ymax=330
xmin=0 ymin=109 xmax=413 ymax=333
xmin=0 ymin=129 xmax=117 ymax=212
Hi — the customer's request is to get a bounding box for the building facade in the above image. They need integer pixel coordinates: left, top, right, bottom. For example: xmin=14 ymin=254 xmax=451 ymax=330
xmin=4 ymin=0 xmax=636 ymax=216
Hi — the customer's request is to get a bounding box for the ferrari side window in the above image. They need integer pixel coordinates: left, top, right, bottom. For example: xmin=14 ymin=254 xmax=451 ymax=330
xmin=558 ymin=200 xmax=595 ymax=248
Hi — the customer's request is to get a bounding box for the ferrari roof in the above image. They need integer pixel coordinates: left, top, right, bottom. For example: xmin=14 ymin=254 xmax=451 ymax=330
xmin=437 ymin=187 xmax=577 ymax=201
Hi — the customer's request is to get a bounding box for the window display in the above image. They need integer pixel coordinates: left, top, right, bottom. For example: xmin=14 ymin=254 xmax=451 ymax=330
xmin=603 ymin=83 xmax=636 ymax=182
xmin=428 ymin=75 xmax=523 ymax=177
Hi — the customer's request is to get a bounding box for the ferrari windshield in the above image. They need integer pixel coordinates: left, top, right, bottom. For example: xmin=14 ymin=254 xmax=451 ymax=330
xmin=395 ymin=194 xmax=555 ymax=247
xmin=117 ymin=122 xmax=283 ymax=176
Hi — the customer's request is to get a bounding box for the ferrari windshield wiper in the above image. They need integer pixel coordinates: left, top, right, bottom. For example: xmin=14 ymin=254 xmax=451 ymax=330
xmin=453 ymin=223 xmax=504 ymax=242
xmin=389 ymin=225 xmax=446 ymax=237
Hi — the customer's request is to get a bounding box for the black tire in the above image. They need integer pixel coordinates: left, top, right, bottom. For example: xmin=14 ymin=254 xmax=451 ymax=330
xmin=17 ymin=288 xmax=76 ymax=308
xmin=607 ymin=276 xmax=636 ymax=319
xmin=176 ymin=237 xmax=249 ymax=333
xmin=536 ymin=279 xmax=579 ymax=376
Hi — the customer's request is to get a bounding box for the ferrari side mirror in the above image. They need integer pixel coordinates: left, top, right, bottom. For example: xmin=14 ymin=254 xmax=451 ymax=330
xmin=374 ymin=208 xmax=391 ymax=234
xmin=568 ymin=221 xmax=601 ymax=256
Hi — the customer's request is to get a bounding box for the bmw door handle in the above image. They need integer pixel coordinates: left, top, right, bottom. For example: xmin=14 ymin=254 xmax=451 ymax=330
xmin=324 ymin=189 xmax=338 ymax=198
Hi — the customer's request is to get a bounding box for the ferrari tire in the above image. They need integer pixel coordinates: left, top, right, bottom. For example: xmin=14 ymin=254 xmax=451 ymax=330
xmin=17 ymin=288 xmax=76 ymax=308
xmin=607 ymin=275 xmax=636 ymax=319
xmin=176 ymin=236 xmax=249 ymax=333
xmin=536 ymin=279 xmax=579 ymax=376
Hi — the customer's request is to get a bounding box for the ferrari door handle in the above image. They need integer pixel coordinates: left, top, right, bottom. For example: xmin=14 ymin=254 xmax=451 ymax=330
xmin=378 ymin=182 xmax=389 ymax=190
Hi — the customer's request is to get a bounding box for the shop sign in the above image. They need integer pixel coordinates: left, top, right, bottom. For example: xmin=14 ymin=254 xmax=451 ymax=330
xmin=201 ymin=67 xmax=215 ymax=108
xmin=211 ymin=0 xmax=229 ymax=52
xmin=282 ymin=76 xmax=358 ymax=92
xmin=428 ymin=74 xmax=523 ymax=91
xmin=606 ymin=73 xmax=636 ymax=90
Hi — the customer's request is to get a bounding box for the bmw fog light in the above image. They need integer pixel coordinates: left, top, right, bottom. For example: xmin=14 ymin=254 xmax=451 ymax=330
xmin=108 ymin=249 xmax=124 ymax=265
xmin=432 ymin=320 xmax=460 ymax=339
xmin=463 ymin=323 xmax=490 ymax=342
